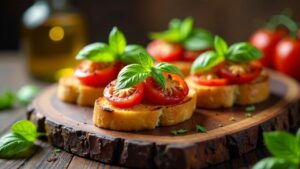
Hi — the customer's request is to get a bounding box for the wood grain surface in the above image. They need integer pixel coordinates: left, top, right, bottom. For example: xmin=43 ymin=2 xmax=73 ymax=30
xmin=28 ymin=69 xmax=300 ymax=169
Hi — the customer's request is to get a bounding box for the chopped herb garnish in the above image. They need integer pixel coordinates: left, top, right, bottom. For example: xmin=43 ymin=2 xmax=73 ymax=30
xmin=170 ymin=129 xmax=188 ymax=136
xmin=196 ymin=125 xmax=207 ymax=133
xmin=245 ymin=105 xmax=256 ymax=112
xmin=245 ymin=112 xmax=252 ymax=118
xmin=229 ymin=116 xmax=236 ymax=121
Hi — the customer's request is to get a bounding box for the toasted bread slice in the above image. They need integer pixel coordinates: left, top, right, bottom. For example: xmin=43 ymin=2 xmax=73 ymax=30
xmin=93 ymin=89 xmax=197 ymax=131
xmin=236 ymin=72 xmax=270 ymax=105
xmin=57 ymin=76 xmax=104 ymax=106
xmin=186 ymin=70 xmax=270 ymax=109
xmin=185 ymin=77 xmax=237 ymax=108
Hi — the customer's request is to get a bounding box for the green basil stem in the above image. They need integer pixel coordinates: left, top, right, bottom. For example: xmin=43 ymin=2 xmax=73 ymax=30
xmin=266 ymin=14 xmax=298 ymax=38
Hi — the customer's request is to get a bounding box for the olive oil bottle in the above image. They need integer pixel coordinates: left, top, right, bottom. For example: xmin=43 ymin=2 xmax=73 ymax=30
xmin=22 ymin=0 xmax=87 ymax=82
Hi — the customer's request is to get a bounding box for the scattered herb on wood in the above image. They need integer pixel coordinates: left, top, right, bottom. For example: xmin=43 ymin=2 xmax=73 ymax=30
xmin=245 ymin=112 xmax=252 ymax=118
xmin=245 ymin=105 xmax=256 ymax=112
xmin=196 ymin=125 xmax=207 ymax=133
xmin=170 ymin=129 xmax=188 ymax=136
xmin=0 ymin=120 xmax=45 ymax=159
xmin=229 ymin=116 xmax=236 ymax=121
xmin=0 ymin=85 xmax=40 ymax=111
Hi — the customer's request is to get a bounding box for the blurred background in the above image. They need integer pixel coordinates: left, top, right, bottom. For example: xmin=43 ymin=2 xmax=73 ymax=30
xmin=0 ymin=0 xmax=299 ymax=81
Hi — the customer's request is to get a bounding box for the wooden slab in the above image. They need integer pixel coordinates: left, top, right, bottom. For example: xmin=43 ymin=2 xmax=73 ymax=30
xmin=28 ymin=70 xmax=300 ymax=169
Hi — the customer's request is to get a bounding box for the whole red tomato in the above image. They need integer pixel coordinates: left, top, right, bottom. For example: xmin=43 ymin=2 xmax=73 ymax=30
xmin=249 ymin=28 xmax=287 ymax=68
xmin=274 ymin=37 xmax=300 ymax=81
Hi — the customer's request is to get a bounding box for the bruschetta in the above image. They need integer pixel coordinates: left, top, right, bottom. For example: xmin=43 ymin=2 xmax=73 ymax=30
xmin=186 ymin=36 xmax=270 ymax=109
xmin=93 ymin=53 xmax=197 ymax=131
xmin=147 ymin=17 xmax=214 ymax=76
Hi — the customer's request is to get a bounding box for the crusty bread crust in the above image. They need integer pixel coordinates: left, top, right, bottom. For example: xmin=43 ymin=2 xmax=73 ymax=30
xmin=93 ymin=89 xmax=197 ymax=131
xmin=236 ymin=76 xmax=270 ymax=105
xmin=57 ymin=76 xmax=104 ymax=106
xmin=185 ymin=78 xmax=237 ymax=108
xmin=186 ymin=71 xmax=270 ymax=109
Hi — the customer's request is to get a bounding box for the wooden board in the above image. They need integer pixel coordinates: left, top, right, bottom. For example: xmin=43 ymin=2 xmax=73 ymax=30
xmin=28 ymin=70 xmax=300 ymax=169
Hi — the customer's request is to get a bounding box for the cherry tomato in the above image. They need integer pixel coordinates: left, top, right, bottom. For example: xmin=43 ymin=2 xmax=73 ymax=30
xmin=182 ymin=49 xmax=210 ymax=62
xmin=104 ymin=80 xmax=145 ymax=108
xmin=74 ymin=61 xmax=121 ymax=87
xmin=218 ymin=61 xmax=263 ymax=84
xmin=147 ymin=40 xmax=184 ymax=62
xmin=249 ymin=28 xmax=287 ymax=68
xmin=144 ymin=73 xmax=189 ymax=105
xmin=274 ymin=37 xmax=300 ymax=81
xmin=190 ymin=73 xmax=229 ymax=86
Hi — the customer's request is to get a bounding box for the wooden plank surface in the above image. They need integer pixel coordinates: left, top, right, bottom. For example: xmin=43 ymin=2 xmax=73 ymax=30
xmin=0 ymin=52 xmax=275 ymax=169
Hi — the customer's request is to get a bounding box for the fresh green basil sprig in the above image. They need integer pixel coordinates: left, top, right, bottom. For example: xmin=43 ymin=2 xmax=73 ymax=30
xmin=76 ymin=27 xmax=147 ymax=63
xmin=115 ymin=52 xmax=183 ymax=90
xmin=149 ymin=17 xmax=214 ymax=51
xmin=253 ymin=129 xmax=300 ymax=169
xmin=0 ymin=85 xmax=40 ymax=110
xmin=191 ymin=36 xmax=263 ymax=74
xmin=0 ymin=120 xmax=45 ymax=158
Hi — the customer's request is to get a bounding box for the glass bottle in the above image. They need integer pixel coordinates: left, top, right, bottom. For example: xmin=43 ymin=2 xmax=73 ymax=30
xmin=22 ymin=0 xmax=87 ymax=82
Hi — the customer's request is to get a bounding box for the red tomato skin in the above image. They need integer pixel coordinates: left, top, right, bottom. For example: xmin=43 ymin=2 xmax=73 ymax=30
xmin=144 ymin=73 xmax=189 ymax=105
xmin=104 ymin=81 xmax=145 ymax=108
xmin=147 ymin=40 xmax=184 ymax=62
xmin=249 ymin=29 xmax=285 ymax=68
xmin=74 ymin=61 xmax=121 ymax=87
xmin=190 ymin=74 xmax=229 ymax=86
xmin=274 ymin=38 xmax=300 ymax=81
xmin=218 ymin=62 xmax=263 ymax=84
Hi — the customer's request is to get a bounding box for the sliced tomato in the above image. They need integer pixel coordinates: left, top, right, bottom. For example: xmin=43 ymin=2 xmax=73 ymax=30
xmin=218 ymin=61 xmax=263 ymax=84
xmin=104 ymin=80 xmax=145 ymax=108
xmin=182 ymin=49 xmax=210 ymax=62
xmin=144 ymin=73 xmax=189 ymax=105
xmin=74 ymin=61 xmax=121 ymax=87
xmin=190 ymin=73 xmax=229 ymax=86
xmin=147 ymin=40 xmax=184 ymax=62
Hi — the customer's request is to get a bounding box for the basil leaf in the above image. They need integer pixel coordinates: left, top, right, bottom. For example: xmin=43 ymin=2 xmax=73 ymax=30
xmin=191 ymin=51 xmax=224 ymax=73
xmin=214 ymin=36 xmax=228 ymax=56
xmin=121 ymin=45 xmax=147 ymax=64
xmin=226 ymin=42 xmax=263 ymax=63
xmin=138 ymin=52 xmax=154 ymax=69
xmin=76 ymin=43 xmax=115 ymax=62
xmin=180 ymin=17 xmax=193 ymax=40
xmin=183 ymin=28 xmax=214 ymax=51
xmin=17 ymin=85 xmax=40 ymax=106
xmin=252 ymin=157 xmax=298 ymax=169
xmin=155 ymin=62 xmax=183 ymax=77
xmin=264 ymin=131 xmax=299 ymax=164
xmin=12 ymin=120 xmax=38 ymax=142
xmin=0 ymin=133 xmax=37 ymax=159
xmin=149 ymin=30 xmax=182 ymax=42
xmin=109 ymin=27 xmax=126 ymax=55
xmin=150 ymin=67 xmax=166 ymax=89
xmin=169 ymin=18 xmax=181 ymax=30
xmin=0 ymin=90 xmax=15 ymax=110
xmin=115 ymin=64 xmax=150 ymax=90
xmin=296 ymin=128 xmax=300 ymax=156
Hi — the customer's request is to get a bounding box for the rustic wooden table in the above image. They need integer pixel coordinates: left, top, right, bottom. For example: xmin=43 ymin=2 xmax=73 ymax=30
xmin=0 ymin=52 xmax=272 ymax=169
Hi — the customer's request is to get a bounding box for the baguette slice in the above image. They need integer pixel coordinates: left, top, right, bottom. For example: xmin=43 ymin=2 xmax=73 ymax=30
xmin=57 ymin=76 xmax=104 ymax=106
xmin=236 ymin=72 xmax=270 ymax=105
xmin=185 ymin=70 xmax=270 ymax=109
xmin=93 ymin=89 xmax=197 ymax=131
xmin=185 ymin=77 xmax=237 ymax=108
